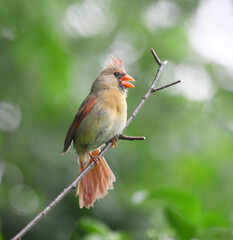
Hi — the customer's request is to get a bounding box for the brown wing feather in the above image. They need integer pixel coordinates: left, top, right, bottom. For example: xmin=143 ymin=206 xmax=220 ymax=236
xmin=62 ymin=94 xmax=96 ymax=154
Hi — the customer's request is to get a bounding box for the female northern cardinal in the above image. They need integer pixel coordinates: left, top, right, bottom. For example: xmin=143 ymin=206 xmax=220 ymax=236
xmin=62 ymin=56 xmax=135 ymax=208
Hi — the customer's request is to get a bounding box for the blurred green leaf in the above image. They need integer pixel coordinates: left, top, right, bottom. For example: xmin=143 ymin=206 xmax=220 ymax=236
xmin=149 ymin=188 xmax=202 ymax=224
xmin=0 ymin=220 xmax=4 ymax=240
xmin=201 ymin=211 xmax=230 ymax=229
xmin=71 ymin=217 xmax=131 ymax=240
xmin=145 ymin=188 xmax=201 ymax=239
xmin=198 ymin=227 xmax=233 ymax=240
xmin=72 ymin=217 xmax=109 ymax=238
xmin=165 ymin=207 xmax=196 ymax=240
xmin=0 ymin=232 xmax=4 ymax=240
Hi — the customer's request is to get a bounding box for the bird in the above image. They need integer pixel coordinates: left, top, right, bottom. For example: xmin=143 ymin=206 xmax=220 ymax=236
xmin=62 ymin=56 xmax=135 ymax=208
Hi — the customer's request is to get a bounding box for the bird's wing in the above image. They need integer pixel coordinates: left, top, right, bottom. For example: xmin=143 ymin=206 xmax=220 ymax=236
xmin=62 ymin=94 xmax=97 ymax=154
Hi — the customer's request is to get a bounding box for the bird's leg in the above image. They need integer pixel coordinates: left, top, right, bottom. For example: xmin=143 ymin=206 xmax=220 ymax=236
xmin=109 ymin=137 xmax=118 ymax=148
xmin=84 ymin=148 xmax=100 ymax=165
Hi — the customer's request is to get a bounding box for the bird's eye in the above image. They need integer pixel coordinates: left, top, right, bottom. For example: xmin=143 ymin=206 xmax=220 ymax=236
xmin=113 ymin=71 xmax=120 ymax=77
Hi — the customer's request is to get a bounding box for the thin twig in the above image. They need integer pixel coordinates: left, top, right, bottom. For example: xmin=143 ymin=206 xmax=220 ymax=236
xmin=119 ymin=134 xmax=146 ymax=141
xmin=11 ymin=48 xmax=181 ymax=240
xmin=151 ymin=80 xmax=181 ymax=92
xmin=150 ymin=48 xmax=163 ymax=66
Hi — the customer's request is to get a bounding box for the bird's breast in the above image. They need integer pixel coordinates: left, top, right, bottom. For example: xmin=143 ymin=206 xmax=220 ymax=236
xmin=97 ymin=89 xmax=127 ymax=138
xmin=74 ymin=89 xmax=127 ymax=151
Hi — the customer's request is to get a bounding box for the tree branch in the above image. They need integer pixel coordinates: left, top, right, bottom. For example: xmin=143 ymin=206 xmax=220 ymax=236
xmin=11 ymin=48 xmax=181 ymax=240
xmin=118 ymin=134 xmax=146 ymax=141
xmin=151 ymin=80 xmax=181 ymax=92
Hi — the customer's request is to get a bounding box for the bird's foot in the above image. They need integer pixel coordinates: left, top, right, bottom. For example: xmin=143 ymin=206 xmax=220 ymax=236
xmin=110 ymin=137 xmax=118 ymax=148
xmin=85 ymin=148 xmax=100 ymax=165
xmin=90 ymin=155 xmax=100 ymax=164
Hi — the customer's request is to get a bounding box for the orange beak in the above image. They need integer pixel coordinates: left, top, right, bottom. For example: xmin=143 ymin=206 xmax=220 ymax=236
xmin=120 ymin=74 xmax=135 ymax=88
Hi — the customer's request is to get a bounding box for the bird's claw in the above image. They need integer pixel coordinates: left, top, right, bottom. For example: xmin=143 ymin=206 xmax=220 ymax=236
xmin=84 ymin=148 xmax=100 ymax=165
xmin=90 ymin=155 xmax=100 ymax=164
xmin=110 ymin=137 xmax=118 ymax=148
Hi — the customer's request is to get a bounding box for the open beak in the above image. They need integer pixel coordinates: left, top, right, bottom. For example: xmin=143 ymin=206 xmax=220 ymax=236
xmin=120 ymin=74 xmax=135 ymax=88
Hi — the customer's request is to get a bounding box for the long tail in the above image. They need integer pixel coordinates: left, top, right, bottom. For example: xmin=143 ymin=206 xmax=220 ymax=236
xmin=77 ymin=148 xmax=116 ymax=209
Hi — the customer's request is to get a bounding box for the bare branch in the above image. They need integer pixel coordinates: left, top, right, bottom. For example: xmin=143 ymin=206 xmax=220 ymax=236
xmin=11 ymin=48 xmax=181 ymax=240
xmin=119 ymin=134 xmax=146 ymax=141
xmin=151 ymin=80 xmax=181 ymax=93
xmin=150 ymin=48 xmax=163 ymax=66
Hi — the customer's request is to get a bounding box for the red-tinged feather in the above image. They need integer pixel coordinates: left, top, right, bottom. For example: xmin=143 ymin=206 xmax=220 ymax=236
xmin=62 ymin=95 xmax=96 ymax=154
xmin=77 ymin=149 xmax=116 ymax=208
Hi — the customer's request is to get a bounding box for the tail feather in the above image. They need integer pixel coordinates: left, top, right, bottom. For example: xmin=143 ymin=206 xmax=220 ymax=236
xmin=77 ymin=162 xmax=94 ymax=208
xmin=77 ymin=148 xmax=116 ymax=208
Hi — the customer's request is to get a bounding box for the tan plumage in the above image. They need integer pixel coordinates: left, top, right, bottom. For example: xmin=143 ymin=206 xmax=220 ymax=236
xmin=62 ymin=56 xmax=135 ymax=208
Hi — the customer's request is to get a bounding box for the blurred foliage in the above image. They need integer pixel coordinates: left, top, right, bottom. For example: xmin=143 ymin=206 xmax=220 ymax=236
xmin=1 ymin=0 xmax=233 ymax=239
xmin=71 ymin=217 xmax=130 ymax=240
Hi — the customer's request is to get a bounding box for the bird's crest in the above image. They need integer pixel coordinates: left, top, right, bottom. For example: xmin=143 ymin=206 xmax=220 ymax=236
xmin=106 ymin=56 xmax=125 ymax=72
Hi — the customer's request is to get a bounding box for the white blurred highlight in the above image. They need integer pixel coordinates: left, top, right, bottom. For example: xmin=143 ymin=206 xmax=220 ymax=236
xmin=189 ymin=0 xmax=233 ymax=73
xmin=227 ymin=122 xmax=233 ymax=132
xmin=1 ymin=27 xmax=15 ymax=41
xmin=173 ymin=64 xmax=215 ymax=101
xmin=63 ymin=0 xmax=113 ymax=38
xmin=131 ymin=190 xmax=148 ymax=204
xmin=143 ymin=0 xmax=181 ymax=32
xmin=9 ymin=185 xmax=39 ymax=215
xmin=0 ymin=102 xmax=22 ymax=132
xmin=100 ymin=30 xmax=146 ymax=69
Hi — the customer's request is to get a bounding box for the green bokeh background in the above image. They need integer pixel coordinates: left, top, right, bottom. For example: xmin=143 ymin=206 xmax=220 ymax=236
xmin=1 ymin=0 xmax=233 ymax=239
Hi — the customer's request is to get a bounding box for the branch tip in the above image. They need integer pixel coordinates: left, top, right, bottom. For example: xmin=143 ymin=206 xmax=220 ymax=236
xmin=119 ymin=134 xmax=146 ymax=141
xmin=151 ymin=80 xmax=181 ymax=93
xmin=150 ymin=48 xmax=162 ymax=66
